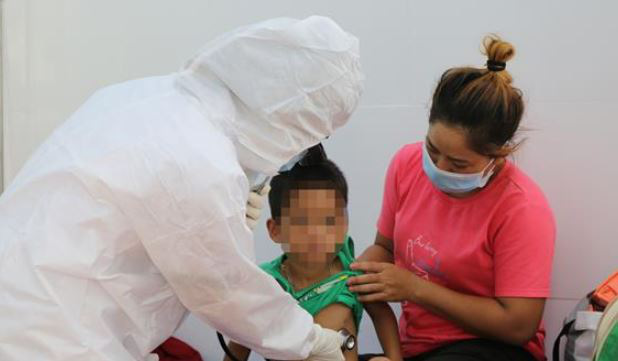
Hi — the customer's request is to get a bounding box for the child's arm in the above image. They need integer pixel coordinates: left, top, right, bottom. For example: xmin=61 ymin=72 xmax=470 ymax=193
xmin=314 ymin=303 xmax=358 ymax=361
xmin=364 ymin=302 xmax=403 ymax=361
xmin=223 ymin=341 xmax=251 ymax=361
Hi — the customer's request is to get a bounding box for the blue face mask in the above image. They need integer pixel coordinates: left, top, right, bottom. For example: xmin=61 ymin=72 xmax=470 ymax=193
xmin=422 ymin=143 xmax=495 ymax=194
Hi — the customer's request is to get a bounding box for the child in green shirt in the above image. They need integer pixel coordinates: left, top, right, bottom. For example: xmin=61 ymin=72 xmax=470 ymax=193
xmin=224 ymin=146 xmax=401 ymax=361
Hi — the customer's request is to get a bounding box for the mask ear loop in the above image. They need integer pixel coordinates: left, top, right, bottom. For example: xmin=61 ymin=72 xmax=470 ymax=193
xmin=482 ymin=158 xmax=496 ymax=177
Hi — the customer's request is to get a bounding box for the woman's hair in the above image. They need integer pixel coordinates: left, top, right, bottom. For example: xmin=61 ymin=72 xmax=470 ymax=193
xmin=429 ymin=35 xmax=524 ymax=157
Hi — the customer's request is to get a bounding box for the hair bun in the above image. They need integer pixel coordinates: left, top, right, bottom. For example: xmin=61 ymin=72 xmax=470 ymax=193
xmin=483 ymin=34 xmax=515 ymax=63
xmin=482 ymin=34 xmax=515 ymax=81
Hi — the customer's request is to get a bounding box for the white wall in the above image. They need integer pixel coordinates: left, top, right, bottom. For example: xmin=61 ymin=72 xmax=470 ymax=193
xmin=3 ymin=0 xmax=618 ymax=359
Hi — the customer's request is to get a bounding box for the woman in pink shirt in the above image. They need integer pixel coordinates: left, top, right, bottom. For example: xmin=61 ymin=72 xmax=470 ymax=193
xmin=347 ymin=36 xmax=555 ymax=361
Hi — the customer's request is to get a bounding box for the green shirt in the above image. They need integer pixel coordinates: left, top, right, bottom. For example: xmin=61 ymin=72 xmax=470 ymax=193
xmin=598 ymin=323 xmax=618 ymax=361
xmin=260 ymin=236 xmax=364 ymax=328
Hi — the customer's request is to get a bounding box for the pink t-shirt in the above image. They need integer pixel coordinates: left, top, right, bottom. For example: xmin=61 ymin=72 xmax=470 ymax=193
xmin=377 ymin=143 xmax=555 ymax=361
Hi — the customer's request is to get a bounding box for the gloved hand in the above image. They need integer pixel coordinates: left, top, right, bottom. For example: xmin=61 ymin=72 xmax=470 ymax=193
xmin=246 ymin=184 xmax=270 ymax=230
xmin=306 ymin=324 xmax=345 ymax=361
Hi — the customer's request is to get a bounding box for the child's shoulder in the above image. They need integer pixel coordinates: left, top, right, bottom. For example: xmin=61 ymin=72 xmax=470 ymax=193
xmin=259 ymin=256 xmax=296 ymax=292
xmin=259 ymin=256 xmax=283 ymax=276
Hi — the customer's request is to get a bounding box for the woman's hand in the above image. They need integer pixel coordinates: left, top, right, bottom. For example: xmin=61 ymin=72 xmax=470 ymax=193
xmin=347 ymin=262 xmax=420 ymax=303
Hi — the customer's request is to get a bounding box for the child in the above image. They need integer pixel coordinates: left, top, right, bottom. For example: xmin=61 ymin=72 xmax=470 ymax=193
xmin=224 ymin=146 xmax=402 ymax=361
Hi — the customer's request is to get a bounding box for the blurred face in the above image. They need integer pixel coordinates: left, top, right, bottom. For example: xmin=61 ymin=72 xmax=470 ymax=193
xmin=268 ymin=187 xmax=348 ymax=264
xmin=426 ymin=122 xmax=494 ymax=174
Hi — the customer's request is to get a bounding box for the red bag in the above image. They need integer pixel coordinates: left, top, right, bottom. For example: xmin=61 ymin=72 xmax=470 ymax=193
xmin=153 ymin=337 xmax=203 ymax=361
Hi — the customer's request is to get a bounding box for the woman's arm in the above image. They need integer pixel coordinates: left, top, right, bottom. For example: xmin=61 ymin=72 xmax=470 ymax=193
xmin=348 ymin=261 xmax=545 ymax=345
xmin=356 ymin=232 xmax=394 ymax=264
xmin=411 ymin=280 xmax=545 ymax=345
xmin=363 ymin=302 xmax=403 ymax=361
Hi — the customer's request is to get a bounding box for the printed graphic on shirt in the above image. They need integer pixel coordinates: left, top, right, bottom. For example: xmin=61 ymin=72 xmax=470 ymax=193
xmin=403 ymin=234 xmax=446 ymax=283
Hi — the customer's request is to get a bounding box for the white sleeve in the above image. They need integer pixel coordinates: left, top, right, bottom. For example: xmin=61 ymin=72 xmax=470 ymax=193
xmin=128 ymin=154 xmax=315 ymax=360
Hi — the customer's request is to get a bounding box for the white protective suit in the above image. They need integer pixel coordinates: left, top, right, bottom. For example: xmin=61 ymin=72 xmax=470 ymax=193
xmin=0 ymin=16 xmax=363 ymax=361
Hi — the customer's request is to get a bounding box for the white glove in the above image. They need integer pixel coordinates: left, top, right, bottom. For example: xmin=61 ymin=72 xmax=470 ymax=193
xmin=306 ymin=324 xmax=345 ymax=361
xmin=246 ymin=184 xmax=270 ymax=230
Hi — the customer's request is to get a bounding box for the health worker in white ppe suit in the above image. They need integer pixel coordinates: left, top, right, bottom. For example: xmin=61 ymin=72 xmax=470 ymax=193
xmin=0 ymin=16 xmax=363 ymax=361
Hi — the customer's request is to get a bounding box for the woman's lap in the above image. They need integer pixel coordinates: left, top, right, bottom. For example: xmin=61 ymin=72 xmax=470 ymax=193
xmin=403 ymin=339 xmax=536 ymax=361
xmin=359 ymin=338 xmax=537 ymax=361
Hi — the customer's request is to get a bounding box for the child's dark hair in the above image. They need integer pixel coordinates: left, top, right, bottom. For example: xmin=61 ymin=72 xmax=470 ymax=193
xmin=429 ymin=35 xmax=524 ymax=157
xmin=268 ymin=158 xmax=348 ymax=220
